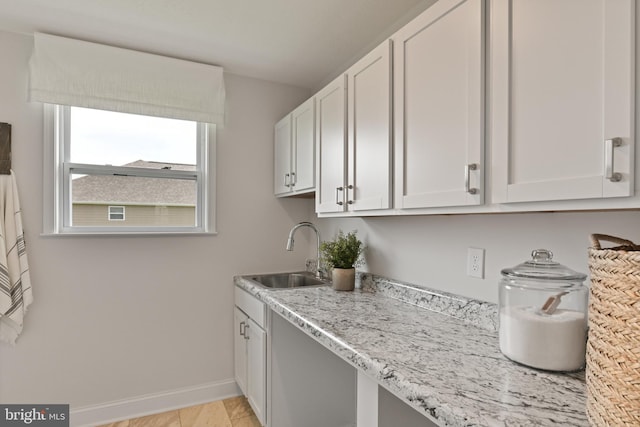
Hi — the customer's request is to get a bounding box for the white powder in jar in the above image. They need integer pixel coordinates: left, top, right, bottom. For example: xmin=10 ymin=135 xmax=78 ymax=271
xmin=499 ymin=305 xmax=587 ymax=371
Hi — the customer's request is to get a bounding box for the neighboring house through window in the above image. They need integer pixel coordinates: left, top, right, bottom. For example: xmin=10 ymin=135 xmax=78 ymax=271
xmin=108 ymin=206 xmax=125 ymax=221
xmin=43 ymin=105 xmax=214 ymax=234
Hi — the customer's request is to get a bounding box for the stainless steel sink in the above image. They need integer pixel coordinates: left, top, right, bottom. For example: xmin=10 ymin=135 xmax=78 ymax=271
xmin=247 ymin=272 xmax=329 ymax=289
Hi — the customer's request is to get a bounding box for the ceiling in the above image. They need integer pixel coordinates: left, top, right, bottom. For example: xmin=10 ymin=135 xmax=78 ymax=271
xmin=0 ymin=0 xmax=436 ymax=89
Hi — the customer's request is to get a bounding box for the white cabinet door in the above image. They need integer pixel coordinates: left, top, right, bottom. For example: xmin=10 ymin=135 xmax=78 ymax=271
xmin=394 ymin=0 xmax=484 ymax=209
xmin=315 ymin=75 xmax=347 ymax=214
xmin=491 ymin=0 xmax=635 ymax=203
xmin=233 ymin=307 xmax=248 ymax=396
xmin=274 ymin=116 xmax=292 ymax=195
xmin=291 ymin=98 xmax=315 ymax=193
xmin=347 ymin=40 xmax=392 ymax=211
xmin=246 ymin=318 xmax=266 ymax=426
xmin=274 ymin=98 xmax=315 ymax=197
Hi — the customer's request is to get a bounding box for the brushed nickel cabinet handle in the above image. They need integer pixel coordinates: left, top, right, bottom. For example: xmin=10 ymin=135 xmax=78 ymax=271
xmin=605 ymin=138 xmax=622 ymax=182
xmin=465 ymin=164 xmax=478 ymax=195
xmin=335 ymin=187 xmax=344 ymax=206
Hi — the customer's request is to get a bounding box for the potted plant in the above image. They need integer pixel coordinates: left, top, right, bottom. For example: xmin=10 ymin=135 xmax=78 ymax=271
xmin=320 ymin=230 xmax=365 ymax=291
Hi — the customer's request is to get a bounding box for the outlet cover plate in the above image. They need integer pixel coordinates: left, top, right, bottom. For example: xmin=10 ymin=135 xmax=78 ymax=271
xmin=467 ymin=247 xmax=485 ymax=279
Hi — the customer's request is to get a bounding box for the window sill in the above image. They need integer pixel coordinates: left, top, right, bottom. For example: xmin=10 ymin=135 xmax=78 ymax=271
xmin=40 ymin=230 xmax=218 ymax=237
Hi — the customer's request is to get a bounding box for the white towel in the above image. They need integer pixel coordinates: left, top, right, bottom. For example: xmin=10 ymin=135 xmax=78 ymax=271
xmin=0 ymin=171 xmax=33 ymax=345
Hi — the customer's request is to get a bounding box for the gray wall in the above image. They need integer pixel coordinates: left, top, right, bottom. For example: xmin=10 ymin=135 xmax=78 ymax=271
xmin=315 ymin=212 xmax=640 ymax=303
xmin=0 ymin=31 xmax=315 ymax=408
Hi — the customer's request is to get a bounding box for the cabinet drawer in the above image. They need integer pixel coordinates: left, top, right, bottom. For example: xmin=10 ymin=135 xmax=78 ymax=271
xmin=235 ymin=287 xmax=266 ymax=329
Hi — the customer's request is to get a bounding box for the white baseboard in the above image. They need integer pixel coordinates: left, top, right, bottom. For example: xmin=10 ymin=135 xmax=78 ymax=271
xmin=70 ymin=379 xmax=241 ymax=427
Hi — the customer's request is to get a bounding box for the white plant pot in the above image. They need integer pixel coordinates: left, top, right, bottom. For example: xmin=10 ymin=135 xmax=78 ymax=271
xmin=332 ymin=268 xmax=355 ymax=291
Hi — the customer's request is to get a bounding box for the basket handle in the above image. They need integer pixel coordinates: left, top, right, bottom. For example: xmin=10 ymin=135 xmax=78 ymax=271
xmin=590 ymin=234 xmax=636 ymax=249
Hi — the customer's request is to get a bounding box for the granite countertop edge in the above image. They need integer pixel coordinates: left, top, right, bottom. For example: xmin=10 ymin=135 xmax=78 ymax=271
xmin=233 ymin=272 xmax=587 ymax=427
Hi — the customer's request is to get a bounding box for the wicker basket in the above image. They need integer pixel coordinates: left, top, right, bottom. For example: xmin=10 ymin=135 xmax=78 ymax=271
xmin=586 ymin=234 xmax=640 ymax=426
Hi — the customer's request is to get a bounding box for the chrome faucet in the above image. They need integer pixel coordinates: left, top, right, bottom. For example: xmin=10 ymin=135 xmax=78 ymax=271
xmin=286 ymin=221 xmax=322 ymax=279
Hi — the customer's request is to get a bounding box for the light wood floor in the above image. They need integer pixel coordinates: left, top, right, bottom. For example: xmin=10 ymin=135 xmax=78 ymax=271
xmin=97 ymin=396 xmax=260 ymax=427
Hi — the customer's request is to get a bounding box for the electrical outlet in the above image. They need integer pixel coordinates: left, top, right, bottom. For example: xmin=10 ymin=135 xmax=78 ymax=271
xmin=467 ymin=247 xmax=485 ymax=279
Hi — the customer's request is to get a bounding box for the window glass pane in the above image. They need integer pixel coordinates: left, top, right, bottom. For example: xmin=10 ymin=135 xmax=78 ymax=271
xmin=69 ymin=107 xmax=197 ymax=166
xmin=71 ymin=173 xmax=196 ymax=227
xmin=108 ymin=206 xmax=125 ymax=221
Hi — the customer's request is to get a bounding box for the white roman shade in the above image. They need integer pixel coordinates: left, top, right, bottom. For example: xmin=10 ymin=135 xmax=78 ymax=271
xmin=28 ymin=33 xmax=225 ymax=124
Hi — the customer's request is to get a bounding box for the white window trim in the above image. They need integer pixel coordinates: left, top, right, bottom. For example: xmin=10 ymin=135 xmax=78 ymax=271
xmin=42 ymin=104 xmax=217 ymax=235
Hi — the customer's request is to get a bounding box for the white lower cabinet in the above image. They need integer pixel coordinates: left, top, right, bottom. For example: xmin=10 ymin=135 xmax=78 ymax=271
xmin=246 ymin=317 xmax=266 ymax=424
xmin=233 ymin=307 xmax=249 ymax=395
xmin=234 ymin=288 xmax=267 ymax=426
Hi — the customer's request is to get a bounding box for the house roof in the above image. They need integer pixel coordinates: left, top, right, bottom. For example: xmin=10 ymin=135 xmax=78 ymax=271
xmin=71 ymin=160 xmax=196 ymax=206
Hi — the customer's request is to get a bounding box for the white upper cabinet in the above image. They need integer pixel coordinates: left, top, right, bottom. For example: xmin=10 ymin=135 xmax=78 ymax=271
xmin=292 ymin=0 xmax=637 ymax=215
xmin=274 ymin=115 xmax=292 ymax=195
xmin=274 ymin=97 xmax=315 ymax=197
xmin=347 ymin=40 xmax=393 ymax=211
xmin=291 ymin=99 xmax=315 ymax=192
xmin=394 ymin=0 xmax=485 ymax=210
xmin=491 ymin=0 xmax=635 ymax=204
xmin=315 ymin=75 xmax=347 ymax=214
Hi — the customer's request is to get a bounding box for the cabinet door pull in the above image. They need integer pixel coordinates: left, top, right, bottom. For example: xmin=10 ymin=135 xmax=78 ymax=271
xmin=605 ymin=138 xmax=622 ymax=182
xmin=291 ymin=172 xmax=297 ymax=187
xmin=243 ymin=323 xmax=250 ymax=340
xmin=347 ymin=184 xmax=354 ymax=204
xmin=239 ymin=321 xmax=246 ymax=337
xmin=335 ymin=187 xmax=344 ymax=206
xmin=284 ymin=173 xmax=290 ymax=187
xmin=465 ymin=164 xmax=478 ymax=195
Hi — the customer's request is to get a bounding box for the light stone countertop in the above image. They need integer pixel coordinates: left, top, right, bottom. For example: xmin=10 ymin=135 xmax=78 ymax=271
xmin=234 ymin=273 xmax=587 ymax=427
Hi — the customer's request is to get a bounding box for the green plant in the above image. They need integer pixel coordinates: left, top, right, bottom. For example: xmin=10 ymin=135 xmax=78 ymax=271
xmin=320 ymin=230 xmax=365 ymax=269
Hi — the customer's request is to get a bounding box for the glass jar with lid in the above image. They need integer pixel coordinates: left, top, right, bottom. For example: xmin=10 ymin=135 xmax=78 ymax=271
xmin=499 ymin=249 xmax=588 ymax=371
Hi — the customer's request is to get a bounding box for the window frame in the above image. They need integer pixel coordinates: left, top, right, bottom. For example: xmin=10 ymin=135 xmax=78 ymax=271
xmin=108 ymin=206 xmax=125 ymax=221
xmin=43 ymin=104 xmax=216 ymax=235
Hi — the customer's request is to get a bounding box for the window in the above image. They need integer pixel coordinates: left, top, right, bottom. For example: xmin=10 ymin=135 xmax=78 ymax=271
xmin=108 ymin=206 xmax=125 ymax=221
xmin=44 ymin=105 xmax=214 ymax=234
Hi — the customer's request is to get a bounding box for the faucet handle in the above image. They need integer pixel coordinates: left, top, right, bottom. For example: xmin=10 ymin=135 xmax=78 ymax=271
xmin=305 ymin=258 xmax=318 ymax=273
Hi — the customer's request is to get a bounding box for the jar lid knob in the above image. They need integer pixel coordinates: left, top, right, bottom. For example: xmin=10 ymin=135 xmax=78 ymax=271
xmin=531 ymin=249 xmax=553 ymax=262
